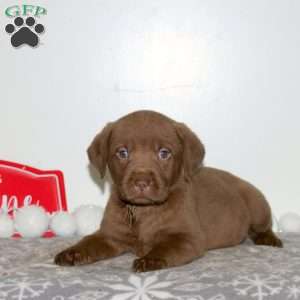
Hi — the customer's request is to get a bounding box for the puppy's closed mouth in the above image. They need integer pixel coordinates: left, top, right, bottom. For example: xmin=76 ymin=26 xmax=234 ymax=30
xmin=121 ymin=196 xmax=165 ymax=206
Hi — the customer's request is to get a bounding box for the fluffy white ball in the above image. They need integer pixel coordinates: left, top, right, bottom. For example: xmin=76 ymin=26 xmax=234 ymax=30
xmin=14 ymin=205 xmax=49 ymax=237
xmin=279 ymin=212 xmax=300 ymax=233
xmin=50 ymin=211 xmax=76 ymax=237
xmin=74 ymin=205 xmax=103 ymax=236
xmin=0 ymin=213 xmax=14 ymax=238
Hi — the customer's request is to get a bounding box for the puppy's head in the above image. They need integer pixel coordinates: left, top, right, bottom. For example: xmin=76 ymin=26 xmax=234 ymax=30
xmin=88 ymin=110 xmax=205 ymax=205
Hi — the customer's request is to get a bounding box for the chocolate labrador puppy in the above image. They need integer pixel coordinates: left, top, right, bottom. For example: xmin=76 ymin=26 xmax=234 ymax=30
xmin=54 ymin=110 xmax=282 ymax=272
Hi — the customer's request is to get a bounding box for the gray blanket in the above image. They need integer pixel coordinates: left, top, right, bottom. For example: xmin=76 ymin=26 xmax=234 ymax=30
xmin=0 ymin=233 xmax=299 ymax=300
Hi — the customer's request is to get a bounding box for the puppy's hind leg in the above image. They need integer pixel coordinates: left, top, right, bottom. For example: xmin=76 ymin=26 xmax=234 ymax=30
xmin=247 ymin=202 xmax=283 ymax=248
xmin=243 ymin=185 xmax=283 ymax=248
xmin=250 ymin=228 xmax=283 ymax=248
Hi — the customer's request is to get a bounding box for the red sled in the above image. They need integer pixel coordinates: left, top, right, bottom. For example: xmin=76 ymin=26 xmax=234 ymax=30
xmin=0 ymin=160 xmax=68 ymax=237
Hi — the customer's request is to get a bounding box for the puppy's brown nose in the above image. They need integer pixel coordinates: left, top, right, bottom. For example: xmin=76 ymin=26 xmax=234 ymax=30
xmin=134 ymin=179 xmax=150 ymax=192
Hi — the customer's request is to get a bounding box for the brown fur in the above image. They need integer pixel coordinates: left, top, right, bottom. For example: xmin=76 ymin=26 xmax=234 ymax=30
xmin=54 ymin=110 xmax=282 ymax=272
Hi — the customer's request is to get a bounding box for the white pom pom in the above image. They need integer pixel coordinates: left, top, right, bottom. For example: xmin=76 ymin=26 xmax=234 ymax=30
xmin=14 ymin=205 xmax=49 ymax=237
xmin=0 ymin=213 xmax=14 ymax=238
xmin=74 ymin=205 xmax=103 ymax=236
xmin=279 ymin=212 xmax=300 ymax=233
xmin=50 ymin=211 xmax=76 ymax=237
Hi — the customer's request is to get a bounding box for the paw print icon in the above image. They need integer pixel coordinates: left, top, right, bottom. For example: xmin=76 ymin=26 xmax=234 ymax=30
xmin=5 ymin=16 xmax=45 ymax=47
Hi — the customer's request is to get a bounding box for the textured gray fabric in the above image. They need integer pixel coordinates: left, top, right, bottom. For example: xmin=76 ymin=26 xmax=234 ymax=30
xmin=0 ymin=233 xmax=299 ymax=300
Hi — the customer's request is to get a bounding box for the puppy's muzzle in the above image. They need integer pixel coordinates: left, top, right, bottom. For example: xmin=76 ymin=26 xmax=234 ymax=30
xmin=131 ymin=169 xmax=155 ymax=192
xmin=122 ymin=166 xmax=168 ymax=205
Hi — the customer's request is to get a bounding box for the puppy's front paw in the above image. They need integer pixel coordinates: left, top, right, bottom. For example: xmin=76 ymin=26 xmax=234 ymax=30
xmin=133 ymin=257 xmax=167 ymax=273
xmin=54 ymin=247 xmax=92 ymax=266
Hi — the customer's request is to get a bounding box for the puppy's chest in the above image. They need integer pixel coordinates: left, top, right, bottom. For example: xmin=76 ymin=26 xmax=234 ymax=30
xmin=125 ymin=205 xmax=156 ymax=256
xmin=125 ymin=205 xmax=153 ymax=231
xmin=126 ymin=205 xmax=137 ymax=228
xmin=125 ymin=205 xmax=159 ymax=253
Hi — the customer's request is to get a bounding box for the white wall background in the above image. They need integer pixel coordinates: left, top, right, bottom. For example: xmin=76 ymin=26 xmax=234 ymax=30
xmin=0 ymin=0 xmax=299 ymax=219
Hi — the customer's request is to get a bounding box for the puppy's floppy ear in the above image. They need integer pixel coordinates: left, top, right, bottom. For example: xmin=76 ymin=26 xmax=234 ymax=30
xmin=87 ymin=122 xmax=114 ymax=178
xmin=174 ymin=122 xmax=205 ymax=179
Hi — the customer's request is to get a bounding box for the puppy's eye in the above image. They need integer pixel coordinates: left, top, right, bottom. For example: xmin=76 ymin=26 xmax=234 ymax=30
xmin=158 ymin=148 xmax=171 ymax=160
xmin=116 ymin=147 xmax=129 ymax=159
